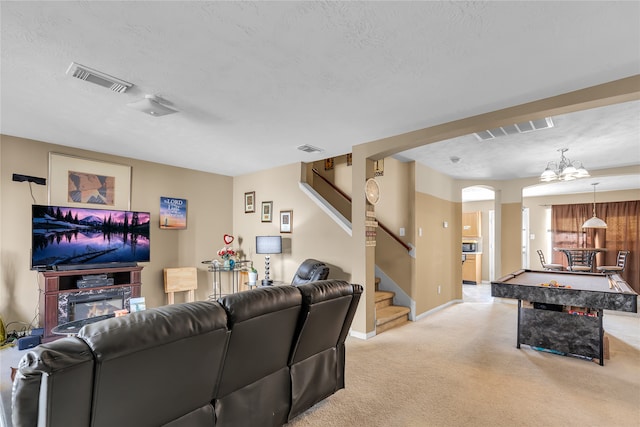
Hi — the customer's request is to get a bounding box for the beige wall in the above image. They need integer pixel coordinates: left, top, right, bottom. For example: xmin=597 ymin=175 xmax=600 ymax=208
xmin=414 ymin=192 xmax=462 ymax=313
xmin=415 ymin=163 xmax=462 ymax=313
xmin=232 ymin=163 xmax=353 ymax=285
xmin=1 ymin=135 xmax=232 ymax=325
xmin=373 ymin=158 xmax=412 ymax=243
xmin=500 ymin=203 xmax=523 ymax=277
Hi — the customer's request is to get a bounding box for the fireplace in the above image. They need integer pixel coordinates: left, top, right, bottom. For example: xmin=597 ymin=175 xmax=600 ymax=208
xmin=69 ymin=290 xmax=125 ymax=321
xmin=58 ymin=287 xmax=131 ymax=325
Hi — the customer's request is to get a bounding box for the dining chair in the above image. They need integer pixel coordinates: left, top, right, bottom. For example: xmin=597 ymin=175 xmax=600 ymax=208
xmin=567 ymin=251 xmax=596 ymax=272
xmin=596 ymin=250 xmax=630 ymax=274
xmin=536 ymin=250 xmax=563 ymax=271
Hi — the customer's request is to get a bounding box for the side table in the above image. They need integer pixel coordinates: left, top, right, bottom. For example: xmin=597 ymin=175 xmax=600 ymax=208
xmin=51 ymin=314 xmax=114 ymax=336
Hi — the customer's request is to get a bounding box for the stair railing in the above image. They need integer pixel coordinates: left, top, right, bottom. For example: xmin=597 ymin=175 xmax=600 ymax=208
xmin=311 ymin=168 xmax=411 ymax=252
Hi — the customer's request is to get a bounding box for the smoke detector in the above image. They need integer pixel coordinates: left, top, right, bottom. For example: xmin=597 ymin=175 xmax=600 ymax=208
xmin=66 ymin=62 xmax=132 ymax=93
xmin=127 ymin=95 xmax=178 ymax=117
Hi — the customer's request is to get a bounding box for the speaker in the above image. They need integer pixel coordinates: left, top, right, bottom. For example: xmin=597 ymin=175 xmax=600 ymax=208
xmin=18 ymin=335 xmax=41 ymax=350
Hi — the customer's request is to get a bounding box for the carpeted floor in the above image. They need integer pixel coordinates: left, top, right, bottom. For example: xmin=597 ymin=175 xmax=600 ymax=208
xmin=287 ymin=284 xmax=640 ymax=427
xmin=2 ymin=285 xmax=638 ymax=427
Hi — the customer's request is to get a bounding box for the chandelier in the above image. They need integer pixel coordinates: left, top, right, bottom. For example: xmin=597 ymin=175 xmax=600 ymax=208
xmin=540 ymin=148 xmax=590 ymax=182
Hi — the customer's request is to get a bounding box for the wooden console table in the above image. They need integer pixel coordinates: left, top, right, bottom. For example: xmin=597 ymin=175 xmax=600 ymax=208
xmin=39 ymin=265 xmax=142 ymax=342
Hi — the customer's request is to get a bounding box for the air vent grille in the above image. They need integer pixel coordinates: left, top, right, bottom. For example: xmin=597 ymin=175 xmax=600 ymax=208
xmin=297 ymin=144 xmax=324 ymax=153
xmin=66 ymin=62 xmax=133 ymax=93
xmin=474 ymin=117 xmax=554 ymax=141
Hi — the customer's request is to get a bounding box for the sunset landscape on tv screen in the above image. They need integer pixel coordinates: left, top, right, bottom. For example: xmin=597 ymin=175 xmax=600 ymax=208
xmin=31 ymin=205 xmax=150 ymax=269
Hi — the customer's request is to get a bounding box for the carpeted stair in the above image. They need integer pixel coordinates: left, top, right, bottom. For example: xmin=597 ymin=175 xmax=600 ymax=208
xmin=375 ymin=279 xmax=410 ymax=333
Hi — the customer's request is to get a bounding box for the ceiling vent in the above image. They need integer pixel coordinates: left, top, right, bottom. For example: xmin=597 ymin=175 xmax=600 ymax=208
xmin=297 ymin=144 xmax=324 ymax=153
xmin=66 ymin=62 xmax=133 ymax=93
xmin=474 ymin=118 xmax=554 ymax=141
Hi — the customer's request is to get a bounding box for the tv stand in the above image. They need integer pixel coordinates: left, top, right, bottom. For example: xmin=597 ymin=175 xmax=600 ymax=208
xmin=39 ymin=265 xmax=143 ymax=342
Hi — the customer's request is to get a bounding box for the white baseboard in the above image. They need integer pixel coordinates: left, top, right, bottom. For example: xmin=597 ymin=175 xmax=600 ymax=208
xmin=414 ymin=299 xmax=463 ymax=321
xmin=349 ymin=328 xmax=376 ymax=340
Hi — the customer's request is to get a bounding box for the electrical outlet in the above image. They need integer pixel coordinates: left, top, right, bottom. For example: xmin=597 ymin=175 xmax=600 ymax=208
xmin=437 ymin=285 xmax=441 ymax=294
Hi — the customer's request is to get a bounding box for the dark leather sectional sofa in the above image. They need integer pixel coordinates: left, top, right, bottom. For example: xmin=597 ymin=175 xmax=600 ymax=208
xmin=11 ymin=279 xmax=362 ymax=427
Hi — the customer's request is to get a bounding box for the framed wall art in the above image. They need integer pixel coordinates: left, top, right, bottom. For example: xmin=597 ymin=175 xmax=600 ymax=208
xmin=49 ymin=152 xmax=131 ymax=210
xmin=261 ymin=201 xmax=273 ymax=222
xmin=245 ymin=191 xmax=255 ymax=213
xmin=160 ymin=197 xmax=188 ymax=229
xmin=280 ymin=210 xmax=292 ymax=233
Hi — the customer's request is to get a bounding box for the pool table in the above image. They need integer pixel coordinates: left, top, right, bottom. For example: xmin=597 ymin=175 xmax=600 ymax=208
xmin=491 ymin=269 xmax=637 ymax=365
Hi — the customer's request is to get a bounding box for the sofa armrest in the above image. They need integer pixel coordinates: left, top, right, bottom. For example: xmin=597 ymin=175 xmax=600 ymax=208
xmin=12 ymin=337 xmax=94 ymax=427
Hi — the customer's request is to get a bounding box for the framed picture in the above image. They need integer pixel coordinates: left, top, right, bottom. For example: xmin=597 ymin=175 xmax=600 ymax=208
xmin=261 ymin=201 xmax=273 ymax=222
xmin=49 ymin=152 xmax=131 ymax=210
xmin=244 ymin=191 xmax=255 ymax=213
xmin=280 ymin=210 xmax=292 ymax=233
xmin=160 ymin=197 xmax=187 ymax=229
xmin=325 ymin=157 xmax=334 ymax=170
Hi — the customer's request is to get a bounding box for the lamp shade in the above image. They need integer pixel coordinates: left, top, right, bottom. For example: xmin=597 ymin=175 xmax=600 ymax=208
xmin=256 ymin=236 xmax=282 ymax=254
xmin=582 ymin=216 xmax=608 ymax=229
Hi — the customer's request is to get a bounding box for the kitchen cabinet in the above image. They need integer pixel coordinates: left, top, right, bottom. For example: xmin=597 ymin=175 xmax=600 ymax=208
xmin=462 ymin=253 xmax=482 ymax=284
xmin=462 ymin=211 xmax=481 ymax=237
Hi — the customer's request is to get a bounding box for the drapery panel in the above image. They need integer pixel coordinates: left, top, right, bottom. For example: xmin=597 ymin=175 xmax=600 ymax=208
xmin=552 ymin=200 xmax=639 ymax=292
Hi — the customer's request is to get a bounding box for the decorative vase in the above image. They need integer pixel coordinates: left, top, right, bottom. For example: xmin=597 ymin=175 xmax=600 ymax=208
xmin=223 ymin=258 xmax=230 ymax=269
xmin=229 ymin=259 xmax=235 ymax=270
xmin=248 ymin=271 xmax=258 ymax=286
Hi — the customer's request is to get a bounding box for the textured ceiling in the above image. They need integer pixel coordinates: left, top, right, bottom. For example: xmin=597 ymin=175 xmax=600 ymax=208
xmin=1 ymin=1 xmax=639 ymax=193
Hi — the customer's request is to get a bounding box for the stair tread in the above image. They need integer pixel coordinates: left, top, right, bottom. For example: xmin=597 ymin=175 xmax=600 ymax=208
xmin=375 ymin=291 xmax=395 ymax=302
xmin=376 ymin=305 xmax=410 ymax=324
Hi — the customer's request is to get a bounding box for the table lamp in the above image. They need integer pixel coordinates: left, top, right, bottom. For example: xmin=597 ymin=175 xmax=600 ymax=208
xmin=255 ymin=236 xmax=282 ymax=286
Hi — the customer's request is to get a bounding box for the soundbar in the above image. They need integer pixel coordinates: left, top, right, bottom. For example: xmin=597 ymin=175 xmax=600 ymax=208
xmin=54 ymin=262 xmax=138 ymax=271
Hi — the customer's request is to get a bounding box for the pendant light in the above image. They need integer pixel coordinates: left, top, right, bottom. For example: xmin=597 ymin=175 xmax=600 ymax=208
xmin=582 ymin=183 xmax=607 ymax=229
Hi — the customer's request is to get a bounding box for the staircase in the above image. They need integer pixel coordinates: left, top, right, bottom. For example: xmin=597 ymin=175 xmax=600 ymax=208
xmin=375 ymin=279 xmax=410 ymax=334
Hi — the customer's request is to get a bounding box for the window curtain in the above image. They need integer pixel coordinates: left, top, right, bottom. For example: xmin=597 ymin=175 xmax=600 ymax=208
xmin=552 ymin=200 xmax=639 ymax=293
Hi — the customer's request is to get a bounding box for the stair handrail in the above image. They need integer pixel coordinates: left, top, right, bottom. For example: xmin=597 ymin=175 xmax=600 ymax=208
xmin=311 ymin=168 xmax=411 ymax=252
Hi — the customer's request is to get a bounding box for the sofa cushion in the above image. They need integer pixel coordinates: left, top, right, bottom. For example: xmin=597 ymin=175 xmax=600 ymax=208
xmin=290 ymin=280 xmax=354 ymax=363
xmin=215 ymin=286 xmax=302 ymax=426
xmin=78 ymin=301 xmax=229 ymax=427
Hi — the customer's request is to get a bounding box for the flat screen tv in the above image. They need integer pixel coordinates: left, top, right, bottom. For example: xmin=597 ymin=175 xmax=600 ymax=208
xmin=31 ymin=204 xmax=151 ymax=271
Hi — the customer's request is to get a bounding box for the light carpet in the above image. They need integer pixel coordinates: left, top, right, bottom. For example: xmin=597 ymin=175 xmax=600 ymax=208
xmin=287 ymin=285 xmax=640 ymax=427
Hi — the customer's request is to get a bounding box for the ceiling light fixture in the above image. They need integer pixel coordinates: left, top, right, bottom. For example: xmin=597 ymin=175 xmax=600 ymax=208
xmin=582 ymin=183 xmax=607 ymax=229
xmin=297 ymin=144 xmax=324 ymax=153
xmin=540 ymin=148 xmax=590 ymax=182
xmin=127 ymin=95 xmax=178 ymax=117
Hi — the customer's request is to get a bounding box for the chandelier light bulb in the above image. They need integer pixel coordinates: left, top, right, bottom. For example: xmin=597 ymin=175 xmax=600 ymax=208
xmin=540 ymin=148 xmax=589 ymax=182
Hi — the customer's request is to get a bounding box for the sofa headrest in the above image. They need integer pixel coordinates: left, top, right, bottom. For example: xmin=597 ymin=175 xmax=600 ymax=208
xmin=218 ymin=285 xmax=301 ymax=326
xmin=291 ymin=259 xmax=330 ymax=286
xmin=78 ymin=301 xmax=228 ymax=361
xmin=295 ymin=280 xmax=354 ymax=304
xmin=296 ymin=259 xmax=326 ymax=279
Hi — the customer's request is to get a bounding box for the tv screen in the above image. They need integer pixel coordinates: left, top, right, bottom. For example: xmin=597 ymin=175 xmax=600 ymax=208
xmin=31 ymin=205 xmax=150 ymax=270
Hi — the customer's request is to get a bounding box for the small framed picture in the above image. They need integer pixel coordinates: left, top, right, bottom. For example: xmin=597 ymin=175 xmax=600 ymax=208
xmin=280 ymin=210 xmax=292 ymax=233
xmin=244 ymin=191 xmax=255 ymax=213
xmin=160 ymin=197 xmax=187 ymax=229
xmin=261 ymin=201 xmax=273 ymax=222
xmin=325 ymin=157 xmax=334 ymax=170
